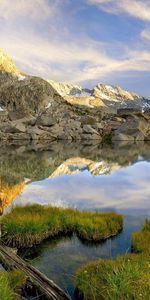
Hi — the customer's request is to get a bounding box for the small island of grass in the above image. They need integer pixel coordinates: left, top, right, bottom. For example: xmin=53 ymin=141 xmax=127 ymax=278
xmin=1 ymin=204 xmax=123 ymax=248
xmin=75 ymin=219 xmax=150 ymax=300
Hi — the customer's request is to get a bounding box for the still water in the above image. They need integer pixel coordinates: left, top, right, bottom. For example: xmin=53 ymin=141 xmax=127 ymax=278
xmin=1 ymin=141 xmax=150 ymax=299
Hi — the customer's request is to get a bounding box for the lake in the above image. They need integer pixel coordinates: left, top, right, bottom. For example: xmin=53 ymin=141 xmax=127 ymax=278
xmin=1 ymin=141 xmax=150 ymax=299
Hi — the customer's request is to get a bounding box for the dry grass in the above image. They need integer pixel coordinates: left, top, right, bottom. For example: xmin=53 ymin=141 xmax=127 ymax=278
xmin=0 ymin=180 xmax=25 ymax=214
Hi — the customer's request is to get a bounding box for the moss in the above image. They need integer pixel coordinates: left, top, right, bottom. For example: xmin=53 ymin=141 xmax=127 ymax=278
xmin=75 ymin=219 xmax=150 ymax=300
xmin=1 ymin=204 xmax=123 ymax=248
xmin=0 ymin=270 xmax=25 ymax=300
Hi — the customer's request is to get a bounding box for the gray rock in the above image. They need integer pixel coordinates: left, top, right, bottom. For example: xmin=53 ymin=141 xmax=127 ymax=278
xmin=83 ymin=125 xmax=99 ymax=135
xmin=36 ymin=114 xmax=56 ymax=126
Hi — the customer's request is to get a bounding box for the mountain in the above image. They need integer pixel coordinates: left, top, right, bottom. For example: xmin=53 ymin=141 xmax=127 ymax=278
xmin=49 ymin=80 xmax=149 ymax=112
xmin=0 ymin=49 xmax=150 ymax=143
xmin=48 ymin=80 xmax=83 ymax=96
xmin=49 ymin=80 xmax=144 ymax=101
xmin=93 ymin=83 xmax=143 ymax=101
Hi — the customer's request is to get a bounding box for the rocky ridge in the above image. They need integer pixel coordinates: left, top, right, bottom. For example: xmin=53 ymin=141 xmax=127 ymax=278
xmin=0 ymin=49 xmax=150 ymax=142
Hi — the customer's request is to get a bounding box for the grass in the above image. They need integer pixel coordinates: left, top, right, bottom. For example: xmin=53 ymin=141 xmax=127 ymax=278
xmin=1 ymin=204 xmax=123 ymax=248
xmin=132 ymin=219 xmax=150 ymax=253
xmin=0 ymin=270 xmax=25 ymax=300
xmin=75 ymin=219 xmax=150 ymax=300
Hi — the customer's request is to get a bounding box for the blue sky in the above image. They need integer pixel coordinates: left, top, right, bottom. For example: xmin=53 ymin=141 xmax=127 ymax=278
xmin=0 ymin=0 xmax=150 ymax=97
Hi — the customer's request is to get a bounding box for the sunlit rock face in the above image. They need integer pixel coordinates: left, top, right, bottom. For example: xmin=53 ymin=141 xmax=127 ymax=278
xmin=48 ymin=80 xmax=83 ymax=96
xmin=0 ymin=48 xmax=20 ymax=75
xmin=0 ymin=49 xmax=150 ymax=142
xmin=93 ymin=84 xmax=143 ymax=101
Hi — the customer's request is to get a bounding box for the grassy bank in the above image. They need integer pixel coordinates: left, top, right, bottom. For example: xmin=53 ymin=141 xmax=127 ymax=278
xmin=1 ymin=204 xmax=123 ymax=248
xmin=0 ymin=270 xmax=25 ymax=300
xmin=75 ymin=219 xmax=150 ymax=300
xmin=132 ymin=219 xmax=150 ymax=253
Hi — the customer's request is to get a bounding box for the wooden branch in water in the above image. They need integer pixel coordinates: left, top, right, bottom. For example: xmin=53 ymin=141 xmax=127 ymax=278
xmin=0 ymin=243 xmax=71 ymax=300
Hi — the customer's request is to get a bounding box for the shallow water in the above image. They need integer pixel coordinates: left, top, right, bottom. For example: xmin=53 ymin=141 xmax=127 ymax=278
xmin=1 ymin=141 xmax=150 ymax=299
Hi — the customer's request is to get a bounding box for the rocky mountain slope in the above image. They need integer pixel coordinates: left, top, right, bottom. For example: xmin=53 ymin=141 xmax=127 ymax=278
xmin=0 ymin=49 xmax=150 ymax=142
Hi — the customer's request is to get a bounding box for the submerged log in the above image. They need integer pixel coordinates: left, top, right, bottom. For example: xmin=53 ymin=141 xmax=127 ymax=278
xmin=0 ymin=243 xmax=71 ymax=300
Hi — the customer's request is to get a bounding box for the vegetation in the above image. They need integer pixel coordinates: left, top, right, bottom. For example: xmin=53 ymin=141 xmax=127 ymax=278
xmin=75 ymin=219 xmax=150 ymax=300
xmin=132 ymin=219 xmax=150 ymax=253
xmin=1 ymin=204 xmax=123 ymax=248
xmin=0 ymin=270 xmax=25 ymax=300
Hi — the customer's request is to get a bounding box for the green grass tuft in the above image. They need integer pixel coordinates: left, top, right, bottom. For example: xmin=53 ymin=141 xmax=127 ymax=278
xmin=132 ymin=219 xmax=150 ymax=253
xmin=0 ymin=270 xmax=25 ymax=300
xmin=1 ymin=204 xmax=123 ymax=248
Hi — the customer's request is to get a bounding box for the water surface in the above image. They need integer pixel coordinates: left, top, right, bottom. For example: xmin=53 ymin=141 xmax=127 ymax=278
xmin=1 ymin=141 xmax=150 ymax=298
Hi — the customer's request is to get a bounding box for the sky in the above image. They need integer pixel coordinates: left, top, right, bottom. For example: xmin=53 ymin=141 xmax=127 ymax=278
xmin=0 ymin=0 xmax=150 ymax=97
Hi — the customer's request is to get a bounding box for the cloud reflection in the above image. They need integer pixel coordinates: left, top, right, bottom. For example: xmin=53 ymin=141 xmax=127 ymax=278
xmin=13 ymin=161 xmax=150 ymax=216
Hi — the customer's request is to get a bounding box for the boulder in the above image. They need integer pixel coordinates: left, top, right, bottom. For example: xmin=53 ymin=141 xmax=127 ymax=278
xmin=36 ymin=114 xmax=56 ymax=126
xmin=82 ymin=125 xmax=100 ymax=135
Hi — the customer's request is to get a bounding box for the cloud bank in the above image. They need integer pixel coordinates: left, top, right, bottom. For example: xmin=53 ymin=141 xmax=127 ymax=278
xmin=88 ymin=0 xmax=150 ymax=21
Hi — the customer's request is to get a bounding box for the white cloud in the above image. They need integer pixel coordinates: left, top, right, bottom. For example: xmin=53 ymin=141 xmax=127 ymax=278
xmin=141 ymin=28 xmax=150 ymax=41
xmin=0 ymin=0 xmax=60 ymax=21
xmin=1 ymin=26 xmax=150 ymax=85
xmin=87 ymin=0 xmax=150 ymax=21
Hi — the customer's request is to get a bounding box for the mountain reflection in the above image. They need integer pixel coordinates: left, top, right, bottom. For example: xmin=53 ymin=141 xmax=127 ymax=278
xmin=0 ymin=141 xmax=150 ymax=214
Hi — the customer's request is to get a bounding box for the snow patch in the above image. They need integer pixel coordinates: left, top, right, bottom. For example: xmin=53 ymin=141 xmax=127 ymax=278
xmin=98 ymin=92 xmax=111 ymax=100
xmin=0 ymin=106 xmax=4 ymax=111
xmin=80 ymin=90 xmax=92 ymax=96
xmin=18 ymin=74 xmax=26 ymax=81
xmin=105 ymin=85 xmax=118 ymax=94
xmin=45 ymin=103 xmax=52 ymax=109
